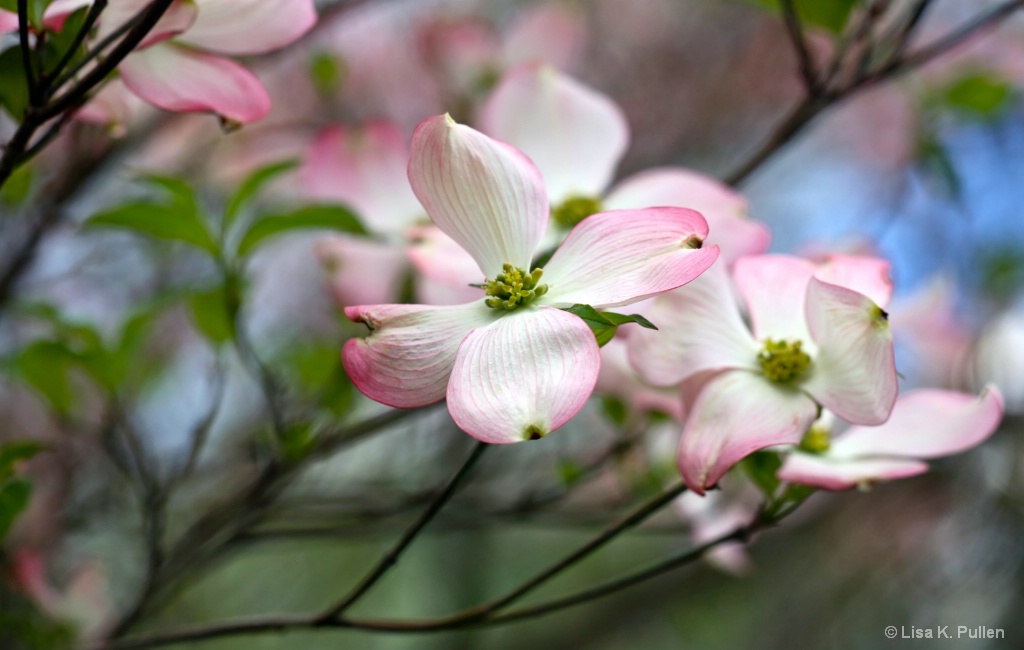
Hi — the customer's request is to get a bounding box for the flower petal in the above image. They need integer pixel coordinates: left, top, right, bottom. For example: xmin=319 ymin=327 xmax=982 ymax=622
xmin=343 ymin=303 xmax=496 ymax=409
xmin=814 ymin=254 xmax=893 ymax=308
xmin=408 ymin=115 xmax=548 ymax=277
xmin=830 ymin=386 xmax=1003 ymax=459
xmin=733 ymin=255 xmax=816 ymax=342
xmin=97 ymin=0 xmax=196 ymax=48
xmin=406 ymin=225 xmax=486 ymax=304
xmin=479 ymin=63 xmax=628 ymax=203
xmin=316 ymin=235 xmax=409 ymax=307
xmin=300 ymin=122 xmax=422 ymax=234
xmin=119 ymin=43 xmax=270 ymax=123
xmin=540 ymin=207 xmax=718 ymax=309
xmin=446 ymin=307 xmax=600 ymax=444
xmin=777 ymin=453 xmax=928 ymax=491
xmin=627 ymin=263 xmax=759 ymax=386
xmin=679 ymin=370 xmax=818 ymax=494
xmin=801 ymin=278 xmax=897 ymax=425
xmin=604 ymin=167 xmax=770 ymax=265
xmin=177 ymin=0 xmax=317 ymax=55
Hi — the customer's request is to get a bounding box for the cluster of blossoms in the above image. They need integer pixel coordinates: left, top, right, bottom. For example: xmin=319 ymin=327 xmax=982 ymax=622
xmin=327 ymin=63 xmax=1004 ymax=498
xmin=1 ymin=0 xmax=317 ymax=127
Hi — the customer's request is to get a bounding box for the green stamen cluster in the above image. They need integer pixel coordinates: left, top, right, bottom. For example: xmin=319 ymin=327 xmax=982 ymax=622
xmin=552 ymin=195 xmax=603 ymax=229
xmin=484 ymin=264 xmax=548 ymax=311
xmin=798 ymin=424 xmax=831 ymax=454
xmin=523 ymin=423 xmax=548 ymax=441
xmin=758 ymin=338 xmax=812 ymax=383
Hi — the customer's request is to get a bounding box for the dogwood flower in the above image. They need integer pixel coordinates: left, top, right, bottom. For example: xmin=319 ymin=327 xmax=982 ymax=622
xmin=89 ymin=0 xmax=317 ymax=124
xmin=343 ymin=115 xmax=719 ymax=443
xmin=777 ymin=386 xmax=1003 ymax=490
xmin=478 ymin=63 xmax=770 ymax=263
xmin=628 ymin=254 xmax=898 ymax=494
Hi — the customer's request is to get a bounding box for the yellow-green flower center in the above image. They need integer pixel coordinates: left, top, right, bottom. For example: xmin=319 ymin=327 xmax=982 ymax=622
xmin=552 ymin=195 xmax=603 ymax=229
xmin=758 ymin=338 xmax=812 ymax=383
xmin=484 ymin=264 xmax=548 ymax=311
xmin=798 ymin=424 xmax=831 ymax=454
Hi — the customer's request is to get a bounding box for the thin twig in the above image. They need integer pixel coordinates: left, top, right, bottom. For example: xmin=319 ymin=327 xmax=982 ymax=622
xmin=779 ymin=0 xmax=819 ymax=92
xmin=41 ymin=0 xmax=109 ymax=95
xmin=16 ymin=0 xmax=39 ymax=106
xmin=318 ymin=441 xmax=489 ymax=619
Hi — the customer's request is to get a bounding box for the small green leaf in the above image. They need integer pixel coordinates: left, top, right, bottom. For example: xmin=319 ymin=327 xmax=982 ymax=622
xmin=0 ymin=479 xmax=32 ymax=542
xmin=308 ymin=51 xmax=343 ymax=96
xmin=0 ymin=47 xmax=30 ymax=120
xmin=236 ymin=204 xmax=365 ymax=258
xmin=557 ymin=459 xmax=584 ymax=486
xmin=224 ymin=159 xmax=299 ymax=229
xmin=187 ymin=286 xmax=235 ymax=345
xmin=741 ymin=450 xmax=783 ymax=498
xmin=0 ymin=163 xmax=34 ymax=206
xmin=747 ymin=0 xmax=857 ymax=34
xmin=601 ymin=396 xmax=629 ymax=426
xmin=85 ymin=202 xmax=219 ymax=255
xmin=15 ymin=341 xmax=77 ymax=415
xmin=562 ymin=304 xmax=657 ymax=347
xmin=942 ymin=72 xmax=1012 ymax=118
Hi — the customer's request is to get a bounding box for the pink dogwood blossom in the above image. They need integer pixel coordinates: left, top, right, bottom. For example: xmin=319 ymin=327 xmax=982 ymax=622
xmin=85 ymin=0 xmax=317 ymax=125
xmin=778 ymin=386 xmax=1003 ymax=490
xmin=343 ymin=115 xmax=719 ymax=443
xmin=628 ymin=254 xmax=898 ymax=494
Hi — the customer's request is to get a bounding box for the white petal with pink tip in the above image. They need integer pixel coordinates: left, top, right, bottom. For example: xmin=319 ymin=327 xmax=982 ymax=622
xmin=679 ymin=371 xmax=818 ymax=494
xmin=734 ymin=255 xmax=816 ymax=343
xmin=777 ymin=454 xmax=928 ymax=491
xmin=480 ymin=63 xmax=628 ymax=203
xmin=541 ymin=207 xmax=718 ymax=309
xmin=830 ymin=386 xmax=1003 ymax=459
xmin=178 ymin=0 xmax=316 ymax=55
xmin=342 ymin=303 xmax=496 ymax=409
xmin=119 ymin=42 xmax=270 ymax=122
xmin=802 ymin=278 xmax=897 ymax=425
xmin=446 ymin=307 xmax=600 ymax=444
xmin=408 ymin=115 xmax=548 ymax=277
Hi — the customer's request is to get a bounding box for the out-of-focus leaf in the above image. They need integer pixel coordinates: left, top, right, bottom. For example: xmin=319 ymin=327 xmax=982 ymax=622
xmin=85 ymin=202 xmax=219 ymax=255
xmin=284 ymin=343 xmax=353 ymax=415
xmin=308 ymin=50 xmax=344 ymax=97
xmin=280 ymin=424 xmax=316 ymax=462
xmin=187 ymin=286 xmax=235 ymax=345
xmin=40 ymin=5 xmax=89 ymax=73
xmin=0 ymin=479 xmax=32 ymax=542
xmin=0 ymin=163 xmax=33 ymax=206
xmin=915 ymin=133 xmax=960 ymax=197
xmin=941 ymin=72 xmax=1012 ymax=119
xmin=741 ymin=450 xmax=782 ymax=498
xmin=0 ymin=47 xmax=30 ymax=120
xmin=601 ymin=396 xmax=629 ymax=426
xmin=557 ymin=459 xmax=584 ymax=486
xmin=0 ymin=0 xmax=51 ymax=28
xmin=224 ymin=159 xmax=298 ymax=229
xmin=746 ymin=0 xmax=857 ymax=34
xmin=15 ymin=341 xmax=77 ymax=414
xmin=236 ymin=204 xmax=365 ymax=258
xmin=0 ymin=441 xmax=45 ymax=482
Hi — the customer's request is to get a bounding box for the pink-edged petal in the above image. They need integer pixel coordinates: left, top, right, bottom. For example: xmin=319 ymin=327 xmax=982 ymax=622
xmin=814 ymin=254 xmax=893 ymax=308
xmin=679 ymin=370 xmax=818 ymax=494
xmin=406 ymin=225 xmax=485 ymax=303
xmin=446 ymin=307 xmax=600 ymax=444
xmin=41 ymin=0 xmax=93 ymax=31
xmin=177 ymin=0 xmax=316 ymax=55
xmin=777 ymin=453 xmax=928 ymax=491
xmin=408 ymin=115 xmax=548 ymax=277
xmin=343 ymin=302 xmax=497 ymax=409
xmin=830 ymin=386 xmax=1004 ymax=459
xmin=316 ymin=235 xmax=409 ymax=307
xmin=802 ymin=277 xmax=897 ymax=425
xmin=604 ymin=167 xmax=770 ymax=265
xmin=627 ymin=263 xmax=759 ymax=387
xmin=119 ymin=43 xmax=270 ymax=123
xmin=0 ymin=10 xmax=17 ymax=33
xmin=97 ymin=0 xmax=196 ymax=48
xmin=540 ymin=207 xmax=718 ymax=309
xmin=300 ymin=122 xmax=422 ymax=234
xmin=733 ymin=255 xmax=815 ymax=342
xmin=479 ymin=63 xmax=628 ymax=203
